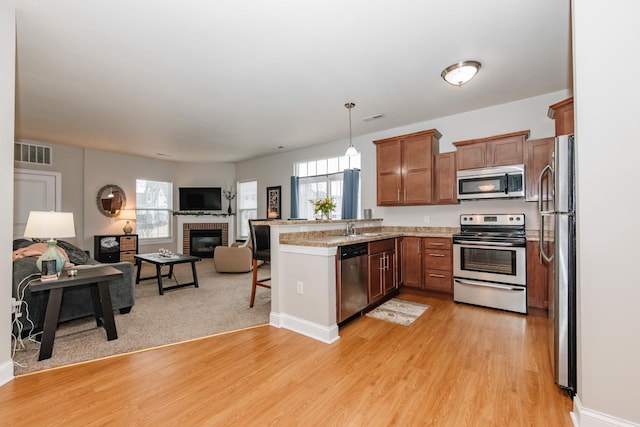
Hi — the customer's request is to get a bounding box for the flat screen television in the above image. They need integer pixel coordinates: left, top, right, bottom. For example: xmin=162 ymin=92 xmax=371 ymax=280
xmin=179 ymin=187 xmax=222 ymax=211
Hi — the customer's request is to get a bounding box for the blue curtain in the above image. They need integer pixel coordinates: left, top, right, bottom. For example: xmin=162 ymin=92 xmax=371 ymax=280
xmin=290 ymin=176 xmax=299 ymax=219
xmin=341 ymin=169 xmax=360 ymax=219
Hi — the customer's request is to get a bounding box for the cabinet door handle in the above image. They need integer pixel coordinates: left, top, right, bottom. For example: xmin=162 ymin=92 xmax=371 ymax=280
xmin=427 ymin=243 xmax=445 ymax=246
xmin=429 ymin=273 xmax=446 ymax=278
xmin=397 ymin=189 xmax=400 ymax=202
xmin=404 ymin=188 xmax=407 ymax=201
xmin=428 ymin=253 xmax=445 ymax=257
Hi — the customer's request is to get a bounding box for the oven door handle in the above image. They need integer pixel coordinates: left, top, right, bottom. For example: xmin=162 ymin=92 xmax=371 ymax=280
xmin=454 ymin=278 xmax=525 ymax=292
xmin=454 ymin=240 xmax=523 ymax=247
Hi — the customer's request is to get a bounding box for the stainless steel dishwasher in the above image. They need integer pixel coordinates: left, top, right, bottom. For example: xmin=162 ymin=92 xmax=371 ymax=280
xmin=337 ymin=242 xmax=369 ymax=324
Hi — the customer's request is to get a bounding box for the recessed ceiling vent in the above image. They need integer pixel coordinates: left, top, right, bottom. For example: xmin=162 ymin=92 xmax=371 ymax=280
xmin=362 ymin=114 xmax=384 ymax=122
xmin=14 ymin=142 xmax=52 ymax=165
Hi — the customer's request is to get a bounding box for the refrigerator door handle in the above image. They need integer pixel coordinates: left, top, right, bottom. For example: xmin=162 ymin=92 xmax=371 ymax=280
xmin=538 ymin=164 xmax=554 ymax=214
xmin=540 ymin=212 xmax=554 ymax=263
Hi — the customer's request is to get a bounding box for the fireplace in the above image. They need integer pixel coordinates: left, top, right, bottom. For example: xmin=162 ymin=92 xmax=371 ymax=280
xmin=189 ymin=229 xmax=222 ymax=258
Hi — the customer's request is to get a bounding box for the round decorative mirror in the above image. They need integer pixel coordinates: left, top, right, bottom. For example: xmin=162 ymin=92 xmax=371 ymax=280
xmin=97 ymin=184 xmax=127 ymax=218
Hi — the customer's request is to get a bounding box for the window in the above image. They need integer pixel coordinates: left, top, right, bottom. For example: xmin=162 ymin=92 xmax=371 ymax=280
xmin=294 ymin=154 xmax=361 ymax=220
xmin=136 ymin=179 xmax=172 ymax=240
xmin=237 ymin=180 xmax=257 ymax=239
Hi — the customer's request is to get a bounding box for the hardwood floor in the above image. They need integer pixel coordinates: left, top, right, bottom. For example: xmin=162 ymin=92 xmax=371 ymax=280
xmin=0 ymin=293 xmax=573 ymax=426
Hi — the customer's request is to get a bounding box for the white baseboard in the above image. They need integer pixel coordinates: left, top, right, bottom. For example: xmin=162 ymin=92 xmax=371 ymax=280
xmin=0 ymin=359 xmax=14 ymax=387
xmin=270 ymin=312 xmax=340 ymax=344
xmin=573 ymin=395 xmax=640 ymax=427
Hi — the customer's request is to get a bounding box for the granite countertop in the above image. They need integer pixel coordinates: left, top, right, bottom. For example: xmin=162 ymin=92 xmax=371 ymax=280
xmin=280 ymin=226 xmax=459 ymax=247
xmin=252 ymin=218 xmax=383 ymax=226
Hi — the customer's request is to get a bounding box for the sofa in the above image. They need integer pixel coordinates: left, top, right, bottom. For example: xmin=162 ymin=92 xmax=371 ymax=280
xmin=12 ymin=238 xmax=136 ymax=337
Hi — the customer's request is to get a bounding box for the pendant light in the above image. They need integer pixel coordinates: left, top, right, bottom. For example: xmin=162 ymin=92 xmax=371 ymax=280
xmin=344 ymin=102 xmax=358 ymax=157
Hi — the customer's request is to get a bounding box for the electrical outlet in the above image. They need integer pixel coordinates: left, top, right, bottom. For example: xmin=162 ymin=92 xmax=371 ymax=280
xmin=296 ymin=281 xmax=304 ymax=295
xmin=423 ymin=215 xmax=430 ymax=224
xmin=11 ymin=297 xmax=20 ymax=314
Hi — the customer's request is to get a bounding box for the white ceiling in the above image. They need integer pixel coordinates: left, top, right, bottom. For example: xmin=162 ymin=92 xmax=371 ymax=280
xmin=13 ymin=0 xmax=572 ymax=163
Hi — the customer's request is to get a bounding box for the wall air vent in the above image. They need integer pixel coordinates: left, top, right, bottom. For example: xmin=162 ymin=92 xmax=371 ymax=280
xmin=14 ymin=142 xmax=52 ymax=165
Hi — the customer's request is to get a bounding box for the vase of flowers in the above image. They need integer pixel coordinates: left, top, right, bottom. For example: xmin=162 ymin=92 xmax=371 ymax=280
xmin=223 ymin=187 xmax=236 ymax=215
xmin=310 ymin=197 xmax=337 ymax=220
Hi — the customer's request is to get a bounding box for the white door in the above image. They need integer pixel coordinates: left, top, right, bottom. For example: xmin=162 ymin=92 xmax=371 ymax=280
xmin=13 ymin=169 xmax=61 ymax=238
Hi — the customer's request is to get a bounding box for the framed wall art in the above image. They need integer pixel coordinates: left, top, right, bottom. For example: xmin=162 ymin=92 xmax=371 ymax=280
xmin=266 ymin=185 xmax=281 ymax=219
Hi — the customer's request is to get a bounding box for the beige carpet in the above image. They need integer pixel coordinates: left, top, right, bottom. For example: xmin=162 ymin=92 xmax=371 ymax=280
xmin=12 ymin=261 xmax=271 ymax=375
xmin=366 ymin=298 xmax=429 ymax=326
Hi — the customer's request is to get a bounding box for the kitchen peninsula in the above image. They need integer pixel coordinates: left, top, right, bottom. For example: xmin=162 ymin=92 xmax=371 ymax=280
xmin=255 ymin=219 xmax=457 ymax=343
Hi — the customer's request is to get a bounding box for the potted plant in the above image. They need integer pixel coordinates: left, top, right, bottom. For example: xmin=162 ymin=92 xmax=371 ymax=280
xmin=310 ymin=197 xmax=337 ymax=220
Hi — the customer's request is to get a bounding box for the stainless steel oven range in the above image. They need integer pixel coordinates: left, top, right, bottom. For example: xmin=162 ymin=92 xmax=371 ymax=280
xmin=453 ymin=213 xmax=527 ymax=314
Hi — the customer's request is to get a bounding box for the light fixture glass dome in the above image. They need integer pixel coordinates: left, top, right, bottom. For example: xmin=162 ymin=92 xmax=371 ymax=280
xmin=441 ymin=61 xmax=482 ymax=86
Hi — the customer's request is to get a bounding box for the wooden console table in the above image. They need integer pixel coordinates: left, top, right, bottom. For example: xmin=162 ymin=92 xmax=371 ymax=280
xmin=29 ymin=265 xmax=123 ymax=361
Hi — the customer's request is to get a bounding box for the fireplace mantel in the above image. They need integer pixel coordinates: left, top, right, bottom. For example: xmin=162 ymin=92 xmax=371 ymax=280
xmin=176 ymin=215 xmax=235 ymax=254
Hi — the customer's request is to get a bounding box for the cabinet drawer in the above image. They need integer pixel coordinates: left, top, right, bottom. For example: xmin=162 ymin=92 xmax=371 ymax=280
xmin=422 ymin=237 xmax=451 ymax=250
xmin=99 ymin=252 xmax=120 ymax=263
xmin=423 ymin=249 xmax=451 ymax=270
xmin=120 ymin=251 xmax=136 ymax=263
xmin=424 ymin=269 xmax=452 ymax=293
xmin=369 ymin=238 xmax=395 ymax=254
xmin=120 ymin=236 xmax=137 ymax=250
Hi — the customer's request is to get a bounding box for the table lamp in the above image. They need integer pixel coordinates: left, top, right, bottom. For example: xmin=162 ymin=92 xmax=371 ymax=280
xmin=119 ymin=209 xmax=136 ymax=234
xmin=23 ymin=211 xmax=76 ymax=280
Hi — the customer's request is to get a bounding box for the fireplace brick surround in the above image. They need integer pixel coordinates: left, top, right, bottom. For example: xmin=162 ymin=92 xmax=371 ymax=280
xmin=182 ymin=223 xmax=228 ymax=256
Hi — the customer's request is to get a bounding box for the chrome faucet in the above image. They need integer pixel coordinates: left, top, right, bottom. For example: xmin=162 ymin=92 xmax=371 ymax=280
xmin=346 ymin=221 xmax=356 ymax=235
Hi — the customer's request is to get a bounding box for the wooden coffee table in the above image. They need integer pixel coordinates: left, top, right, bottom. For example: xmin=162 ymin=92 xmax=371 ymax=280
xmin=29 ymin=265 xmax=123 ymax=361
xmin=134 ymin=253 xmax=201 ymax=295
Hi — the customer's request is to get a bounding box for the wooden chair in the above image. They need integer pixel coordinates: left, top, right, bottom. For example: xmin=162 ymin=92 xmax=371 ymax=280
xmin=249 ymin=219 xmax=271 ymax=307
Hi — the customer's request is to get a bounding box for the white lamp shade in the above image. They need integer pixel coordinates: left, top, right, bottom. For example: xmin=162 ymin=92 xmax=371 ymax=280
xmin=119 ymin=209 xmax=137 ymax=221
xmin=24 ymin=211 xmax=76 ymax=239
xmin=345 ymin=145 xmax=359 ymax=157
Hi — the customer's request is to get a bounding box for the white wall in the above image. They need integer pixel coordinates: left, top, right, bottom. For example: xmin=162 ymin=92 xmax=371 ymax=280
xmin=0 ymin=0 xmax=15 ymax=386
xmin=237 ymin=90 xmax=570 ymax=230
xmin=573 ymin=0 xmax=640 ymax=423
xmin=14 ymin=140 xmax=85 ymax=246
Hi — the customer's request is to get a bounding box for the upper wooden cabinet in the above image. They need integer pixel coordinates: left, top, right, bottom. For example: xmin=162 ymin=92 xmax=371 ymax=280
xmin=547 ymin=97 xmax=574 ymax=136
xmin=374 ymin=129 xmax=442 ymax=206
xmin=434 ymin=152 xmax=458 ymax=204
xmin=524 ymin=137 xmax=555 ymax=201
xmin=452 ymin=130 xmax=530 ymax=170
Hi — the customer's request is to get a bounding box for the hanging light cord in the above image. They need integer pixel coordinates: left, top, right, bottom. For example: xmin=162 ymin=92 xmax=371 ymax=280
xmin=345 ymin=102 xmax=356 ymax=153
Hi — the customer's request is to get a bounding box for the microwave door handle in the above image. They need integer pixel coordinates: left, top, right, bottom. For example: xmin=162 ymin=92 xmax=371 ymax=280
xmin=504 ymin=173 xmax=509 ymax=194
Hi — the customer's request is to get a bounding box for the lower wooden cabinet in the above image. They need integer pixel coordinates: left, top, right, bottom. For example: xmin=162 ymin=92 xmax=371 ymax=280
xmin=401 ymin=237 xmax=422 ymax=287
xmin=369 ymin=239 xmax=396 ymax=303
xmin=526 ymin=240 xmax=548 ymax=309
xmin=401 ymin=236 xmax=453 ymax=294
xmin=422 ymin=237 xmax=453 ymax=294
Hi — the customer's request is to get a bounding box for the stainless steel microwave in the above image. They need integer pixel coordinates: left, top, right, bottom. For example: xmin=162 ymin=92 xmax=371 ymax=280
xmin=456 ymin=164 xmax=525 ymax=200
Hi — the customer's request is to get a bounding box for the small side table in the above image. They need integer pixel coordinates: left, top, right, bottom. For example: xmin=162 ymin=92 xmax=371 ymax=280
xmin=29 ymin=265 xmax=123 ymax=361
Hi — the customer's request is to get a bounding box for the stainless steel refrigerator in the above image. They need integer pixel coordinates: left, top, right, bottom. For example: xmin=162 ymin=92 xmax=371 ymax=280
xmin=538 ymin=134 xmax=577 ymax=396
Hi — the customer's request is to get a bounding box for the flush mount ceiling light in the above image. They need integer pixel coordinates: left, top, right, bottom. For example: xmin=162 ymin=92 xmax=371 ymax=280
xmin=441 ymin=60 xmax=482 ymax=87
xmin=344 ymin=102 xmax=358 ymax=157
